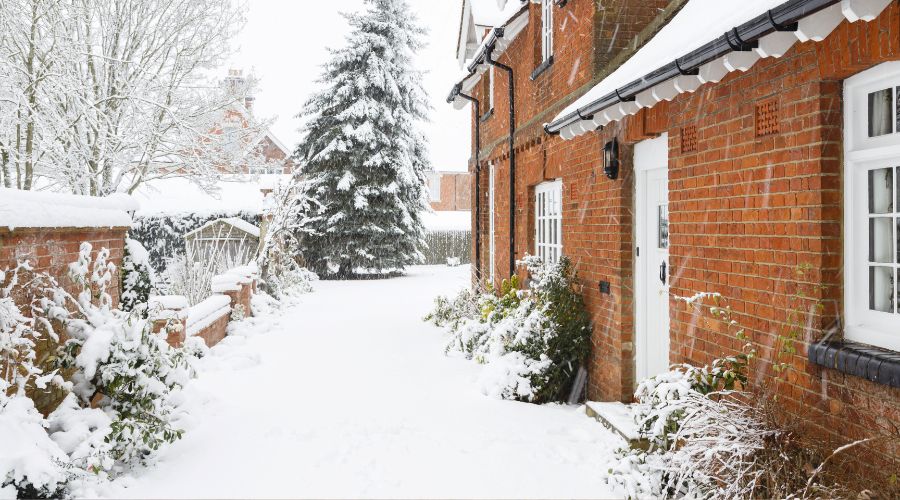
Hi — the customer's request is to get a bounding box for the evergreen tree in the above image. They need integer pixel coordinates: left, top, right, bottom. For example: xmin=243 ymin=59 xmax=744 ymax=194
xmin=291 ymin=0 xmax=431 ymax=278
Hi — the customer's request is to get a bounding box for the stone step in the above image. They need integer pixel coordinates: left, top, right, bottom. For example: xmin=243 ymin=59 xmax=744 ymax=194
xmin=584 ymin=401 xmax=650 ymax=450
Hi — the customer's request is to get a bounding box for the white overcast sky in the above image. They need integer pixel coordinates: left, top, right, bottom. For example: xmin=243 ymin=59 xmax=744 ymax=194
xmin=224 ymin=0 xmax=471 ymax=172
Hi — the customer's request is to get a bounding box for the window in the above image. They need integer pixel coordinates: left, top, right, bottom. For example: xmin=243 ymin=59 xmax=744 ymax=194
xmin=488 ymin=163 xmax=496 ymax=282
xmin=844 ymin=62 xmax=900 ymax=351
xmin=489 ymin=66 xmax=495 ymax=111
xmin=535 ymin=180 xmax=562 ymax=264
xmin=541 ymin=0 xmax=554 ymax=63
xmin=429 ymin=173 xmax=442 ymax=202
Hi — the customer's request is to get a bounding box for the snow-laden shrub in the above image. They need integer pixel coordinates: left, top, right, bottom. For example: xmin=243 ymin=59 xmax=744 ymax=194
xmin=59 ymin=243 xmax=194 ymax=467
xmin=0 ymin=396 xmax=69 ymax=499
xmin=120 ymin=238 xmax=154 ymax=317
xmin=606 ymin=294 xmax=862 ymax=499
xmin=426 ymin=256 xmax=591 ymax=403
xmin=257 ymin=182 xmax=321 ymax=298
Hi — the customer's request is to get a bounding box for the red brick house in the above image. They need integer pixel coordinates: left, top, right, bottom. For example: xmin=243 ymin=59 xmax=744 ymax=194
xmin=427 ymin=170 xmax=472 ymax=211
xmin=218 ymin=69 xmax=295 ymax=176
xmin=449 ymin=0 xmax=900 ymax=475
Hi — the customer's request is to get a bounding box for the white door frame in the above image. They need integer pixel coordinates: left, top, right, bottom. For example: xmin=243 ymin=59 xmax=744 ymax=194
xmin=634 ymin=133 xmax=670 ymax=383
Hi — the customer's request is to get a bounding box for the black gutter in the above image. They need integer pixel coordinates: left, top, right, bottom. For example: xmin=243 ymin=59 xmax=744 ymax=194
xmin=453 ymin=88 xmax=483 ymax=281
xmin=545 ymin=0 xmax=839 ymax=134
xmin=485 ymin=47 xmax=517 ymax=279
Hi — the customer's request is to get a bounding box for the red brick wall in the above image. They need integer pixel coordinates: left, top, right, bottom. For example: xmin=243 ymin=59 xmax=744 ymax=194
xmin=431 ymin=172 xmax=472 ymax=211
xmin=0 ymin=227 xmax=127 ymax=306
xmin=662 ymin=6 xmax=900 ymax=473
xmin=465 ymin=0 xmax=900 ymax=474
xmin=469 ymin=0 xmax=672 ymax=399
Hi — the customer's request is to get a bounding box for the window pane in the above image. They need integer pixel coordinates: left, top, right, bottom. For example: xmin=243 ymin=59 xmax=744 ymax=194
xmin=658 ymin=204 xmax=669 ymax=249
xmin=868 ymin=168 xmax=893 ymax=213
xmin=869 ymin=217 xmax=894 ymax=263
xmin=868 ymin=88 xmax=893 ymax=137
xmin=869 ymin=266 xmax=895 ymax=312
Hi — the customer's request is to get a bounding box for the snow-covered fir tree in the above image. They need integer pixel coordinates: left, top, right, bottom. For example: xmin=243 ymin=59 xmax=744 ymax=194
xmin=290 ymin=0 xmax=430 ymax=278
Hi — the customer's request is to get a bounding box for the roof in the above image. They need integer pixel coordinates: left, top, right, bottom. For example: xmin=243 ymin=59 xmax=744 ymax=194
xmin=457 ymin=1 xmax=528 ymax=65
xmin=0 ymin=188 xmax=136 ymax=231
xmin=449 ymin=1 xmax=530 ymax=108
xmin=184 ymin=217 xmax=261 ymax=240
xmin=133 ymin=176 xmax=290 ymax=217
xmin=548 ymin=0 xmax=894 ymax=139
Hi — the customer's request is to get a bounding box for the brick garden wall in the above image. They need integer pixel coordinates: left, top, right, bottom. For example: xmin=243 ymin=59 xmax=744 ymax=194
xmin=0 ymin=225 xmax=128 ymax=413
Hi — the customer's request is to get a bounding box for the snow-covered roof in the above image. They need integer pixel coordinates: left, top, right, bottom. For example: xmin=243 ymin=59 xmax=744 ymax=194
xmin=548 ymin=0 xmax=894 ymax=139
xmin=184 ymin=217 xmax=261 ymax=240
xmin=457 ymin=1 xmax=528 ymax=65
xmin=423 ymin=211 xmax=472 ymax=232
xmin=133 ymin=176 xmax=290 ymax=217
xmin=449 ymin=1 xmax=529 ymax=108
xmin=0 ymin=188 xmax=136 ymax=231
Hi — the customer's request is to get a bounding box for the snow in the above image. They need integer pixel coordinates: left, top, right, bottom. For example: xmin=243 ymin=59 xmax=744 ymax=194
xmin=470 ymin=0 xmax=527 ymax=28
xmin=185 ymin=295 xmax=232 ymax=336
xmin=149 ymin=295 xmax=190 ymax=311
xmin=133 ymin=176 xmax=290 ymax=217
xmin=0 ymin=188 xmax=135 ymax=230
xmin=422 ymin=210 xmax=471 ymax=231
xmin=185 ymin=217 xmax=261 ymax=240
xmin=554 ymin=0 xmax=788 ymax=122
xmin=99 ymin=265 xmax=624 ymax=499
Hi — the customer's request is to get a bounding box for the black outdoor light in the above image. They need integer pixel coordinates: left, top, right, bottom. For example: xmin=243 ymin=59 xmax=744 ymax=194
xmin=603 ymin=138 xmax=619 ymax=180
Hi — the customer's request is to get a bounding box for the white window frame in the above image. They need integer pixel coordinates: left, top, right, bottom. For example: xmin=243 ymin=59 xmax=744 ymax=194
xmin=541 ymin=0 xmax=554 ymax=63
xmin=429 ymin=172 xmax=442 ymax=202
xmin=535 ymin=179 xmax=563 ymax=264
xmin=488 ymin=163 xmax=496 ymax=283
xmin=844 ymin=61 xmax=900 ymax=351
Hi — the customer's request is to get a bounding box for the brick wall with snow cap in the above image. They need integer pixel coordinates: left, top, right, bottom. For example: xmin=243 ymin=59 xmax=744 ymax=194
xmin=0 ymin=188 xmax=136 ymax=412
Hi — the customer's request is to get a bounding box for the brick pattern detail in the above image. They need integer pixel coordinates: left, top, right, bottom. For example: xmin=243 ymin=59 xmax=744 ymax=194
xmin=681 ymin=124 xmax=698 ymax=153
xmin=1 ymin=226 xmax=128 ymax=414
xmin=755 ymin=98 xmax=780 ymax=136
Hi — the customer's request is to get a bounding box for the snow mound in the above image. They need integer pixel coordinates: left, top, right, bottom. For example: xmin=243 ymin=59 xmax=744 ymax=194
xmin=0 ymin=188 xmax=135 ymax=230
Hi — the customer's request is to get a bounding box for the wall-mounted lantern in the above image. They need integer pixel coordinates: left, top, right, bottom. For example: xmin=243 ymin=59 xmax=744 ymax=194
xmin=603 ymin=138 xmax=619 ymax=180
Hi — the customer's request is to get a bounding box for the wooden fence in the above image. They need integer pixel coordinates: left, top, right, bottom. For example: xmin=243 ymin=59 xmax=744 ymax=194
xmin=423 ymin=230 xmax=471 ymax=265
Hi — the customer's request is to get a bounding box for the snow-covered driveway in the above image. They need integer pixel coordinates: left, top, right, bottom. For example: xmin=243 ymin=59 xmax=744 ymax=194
xmin=103 ymin=265 xmax=623 ymax=499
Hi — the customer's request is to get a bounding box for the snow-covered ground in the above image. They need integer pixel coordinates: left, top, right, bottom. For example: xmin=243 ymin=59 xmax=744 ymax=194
xmin=98 ymin=265 xmax=623 ymax=499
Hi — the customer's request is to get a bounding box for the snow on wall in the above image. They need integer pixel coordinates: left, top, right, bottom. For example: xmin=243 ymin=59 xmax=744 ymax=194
xmin=185 ymin=294 xmax=232 ymax=337
xmin=0 ymin=188 xmax=135 ymax=230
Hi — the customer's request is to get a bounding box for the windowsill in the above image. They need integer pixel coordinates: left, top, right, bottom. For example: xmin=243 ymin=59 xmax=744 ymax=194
xmin=808 ymin=340 xmax=900 ymax=388
xmin=480 ymin=108 xmax=494 ymax=122
xmin=530 ymin=56 xmax=554 ymax=81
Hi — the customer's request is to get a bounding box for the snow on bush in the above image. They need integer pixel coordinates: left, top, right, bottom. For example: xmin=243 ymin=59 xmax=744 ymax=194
xmin=120 ymin=238 xmax=154 ymax=317
xmin=426 ymin=256 xmax=591 ymax=403
xmin=60 ymin=243 xmax=195 ymax=467
xmin=604 ymin=294 xmax=859 ymax=499
xmin=257 ymin=182 xmax=320 ymax=298
xmin=2 ymin=243 xmax=202 ymax=496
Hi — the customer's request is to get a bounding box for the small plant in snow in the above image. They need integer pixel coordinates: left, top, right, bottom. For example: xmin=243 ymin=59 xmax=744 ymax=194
xmin=120 ymin=238 xmax=155 ymax=317
xmin=230 ymin=304 xmax=246 ymax=322
xmin=425 ymin=256 xmax=591 ymax=404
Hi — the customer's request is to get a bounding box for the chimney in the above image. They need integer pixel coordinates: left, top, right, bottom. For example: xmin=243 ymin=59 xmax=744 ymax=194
xmin=245 ymin=95 xmax=255 ymax=113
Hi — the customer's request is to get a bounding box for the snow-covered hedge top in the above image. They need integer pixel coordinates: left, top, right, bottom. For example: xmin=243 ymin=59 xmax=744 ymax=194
xmin=185 ymin=294 xmax=231 ymax=331
xmin=422 ymin=211 xmax=471 ymax=232
xmin=132 ymin=177 xmax=288 ymax=217
xmin=0 ymin=188 xmax=136 ymax=231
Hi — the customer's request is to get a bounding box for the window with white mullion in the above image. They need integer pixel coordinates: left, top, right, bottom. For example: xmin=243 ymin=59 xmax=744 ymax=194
xmin=844 ymin=62 xmax=900 ymax=351
xmin=535 ymin=180 xmax=562 ymax=264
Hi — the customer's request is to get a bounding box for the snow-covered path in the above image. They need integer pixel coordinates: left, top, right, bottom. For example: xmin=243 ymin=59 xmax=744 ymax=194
xmin=102 ymin=265 xmax=623 ymax=499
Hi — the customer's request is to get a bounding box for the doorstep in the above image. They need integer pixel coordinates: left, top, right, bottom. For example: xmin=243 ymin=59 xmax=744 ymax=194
xmin=584 ymin=401 xmax=650 ymax=450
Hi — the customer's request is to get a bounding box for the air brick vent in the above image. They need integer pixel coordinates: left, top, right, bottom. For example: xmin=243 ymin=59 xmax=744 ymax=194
xmin=681 ymin=125 xmax=698 ymax=153
xmin=755 ymin=99 xmax=780 ymax=136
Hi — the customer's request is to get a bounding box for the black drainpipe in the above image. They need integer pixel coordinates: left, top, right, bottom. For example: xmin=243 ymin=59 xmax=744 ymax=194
xmin=485 ymin=46 xmax=516 ymax=279
xmin=454 ymin=89 xmax=482 ymax=281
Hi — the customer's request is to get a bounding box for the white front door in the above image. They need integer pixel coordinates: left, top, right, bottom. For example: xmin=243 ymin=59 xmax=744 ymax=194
xmin=635 ymin=134 xmax=670 ymax=383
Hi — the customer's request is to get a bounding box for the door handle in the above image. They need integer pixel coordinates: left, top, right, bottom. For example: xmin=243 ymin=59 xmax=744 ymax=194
xmin=660 ymin=261 xmax=667 ymax=285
